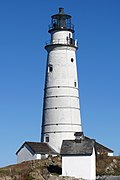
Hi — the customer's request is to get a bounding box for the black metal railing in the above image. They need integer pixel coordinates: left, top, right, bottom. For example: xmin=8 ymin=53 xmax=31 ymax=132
xmin=48 ymin=23 xmax=74 ymax=32
xmin=45 ymin=38 xmax=78 ymax=47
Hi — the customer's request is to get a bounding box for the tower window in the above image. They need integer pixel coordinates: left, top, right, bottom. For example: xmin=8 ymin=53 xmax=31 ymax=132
xmin=74 ymin=81 xmax=77 ymax=87
xmin=44 ymin=134 xmax=49 ymax=142
xmin=71 ymin=58 xmax=74 ymax=62
xmin=48 ymin=64 xmax=53 ymax=72
xmin=46 ymin=136 xmax=49 ymax=142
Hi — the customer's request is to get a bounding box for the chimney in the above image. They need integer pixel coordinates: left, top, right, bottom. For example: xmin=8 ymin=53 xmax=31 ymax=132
xmin=59 ymin=8 xmax=64 ymax=14
xmin=74 ymin=132 xmax=84 ymax=143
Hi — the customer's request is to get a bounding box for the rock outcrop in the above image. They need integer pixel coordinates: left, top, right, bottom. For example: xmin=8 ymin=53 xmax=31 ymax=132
xmin=0 ymin=155 xmax=120 ymax=180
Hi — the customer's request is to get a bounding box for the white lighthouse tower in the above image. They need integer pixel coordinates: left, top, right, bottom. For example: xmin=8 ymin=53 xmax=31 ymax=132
xmin=41 ymin=8 xmax=82 ymax=153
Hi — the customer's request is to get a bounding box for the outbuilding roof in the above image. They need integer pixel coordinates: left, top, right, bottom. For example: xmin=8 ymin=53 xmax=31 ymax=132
xmin=95 ymin=141 xmax=113 ymax=153
xmin=84 ymin=136 xmax=113 ymax=153
xmin=16 ymin=142 xmax=58 ymax=155
xmin=60 ymin=138 xmax=95 ymax=156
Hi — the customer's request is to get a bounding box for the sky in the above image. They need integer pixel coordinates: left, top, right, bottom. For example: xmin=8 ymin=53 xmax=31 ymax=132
xmin=0 ymin=0 xmax=120 ymax=167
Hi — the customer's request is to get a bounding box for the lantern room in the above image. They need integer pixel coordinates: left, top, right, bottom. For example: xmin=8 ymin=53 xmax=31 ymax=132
xmin=48 ymin=8 xmax=74 ymax=33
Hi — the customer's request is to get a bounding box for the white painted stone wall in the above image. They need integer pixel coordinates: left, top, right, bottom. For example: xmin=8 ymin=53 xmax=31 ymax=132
xmin=17 ymin=146 xmax=41 ymax=163
xmin=62 ymin=148 xmax=96 ymax=180
xmin=41 ymin=27 xmax=82 ymax=153
xmin=51 ymin=30 xmax=73 ymax=45
xmin=97 ymin=151 xmax=113 ymax=156
xmin=108 ymin=152 xmax=113 ymax=156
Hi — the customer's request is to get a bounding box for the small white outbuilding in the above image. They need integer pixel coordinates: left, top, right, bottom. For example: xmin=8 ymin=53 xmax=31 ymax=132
xmin=16 ymin=142 xmax=57 ymax=164
xmin=60 ymin=132 xmax=96 ymax=180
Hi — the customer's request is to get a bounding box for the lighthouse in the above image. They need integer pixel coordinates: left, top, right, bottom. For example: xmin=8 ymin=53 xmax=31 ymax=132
xmin=16 ymin=11 xmax=112 ymax=178
xmin=41 ymin=8 xmax=82 ymax=153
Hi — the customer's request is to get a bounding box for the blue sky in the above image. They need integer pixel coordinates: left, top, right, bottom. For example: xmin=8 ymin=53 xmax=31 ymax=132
xmin=0 ymin=0 xmax=120 ymax=167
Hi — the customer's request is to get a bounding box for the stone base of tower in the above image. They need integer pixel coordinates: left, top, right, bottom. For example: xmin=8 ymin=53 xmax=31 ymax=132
xmin=42 ymin=131 xmax=78 ymax=153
